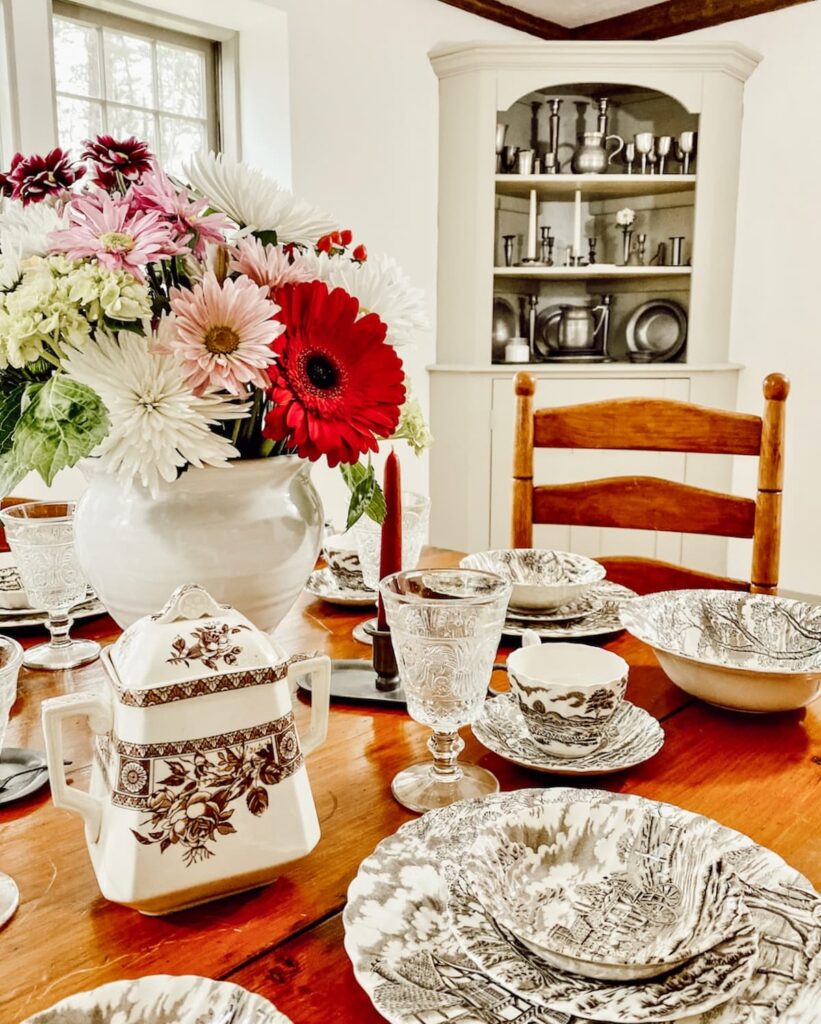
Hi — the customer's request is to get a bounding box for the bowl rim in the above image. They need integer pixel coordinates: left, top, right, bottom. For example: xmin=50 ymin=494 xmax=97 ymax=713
xmin=460 ymin=548 xmax=606 ymax=587
xmin=621 ymin=589 xmax=821 ymax=677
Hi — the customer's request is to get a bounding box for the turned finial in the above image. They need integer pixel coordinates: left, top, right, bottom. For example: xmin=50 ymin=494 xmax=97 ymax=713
xmin=515 ymin=371 xmax=535 ymax=397
xmin=763 ymin=373 xmax=790 ymax=402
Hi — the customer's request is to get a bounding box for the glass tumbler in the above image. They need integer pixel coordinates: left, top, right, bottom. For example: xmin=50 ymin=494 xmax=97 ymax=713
xmin=0 ymin=634 xmax=22 ymax=927
xmin=353 ymin=491 xmax=431 ymax=591
xmin=0 ymin=503 xmax=100 ymax=671
xmin=380 ymin=568 xmax=511 ymax=813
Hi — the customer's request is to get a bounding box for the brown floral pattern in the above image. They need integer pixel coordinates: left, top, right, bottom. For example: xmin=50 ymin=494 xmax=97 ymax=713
xmin=167 ymin=620 xmax=250 ymax=671
xmin=131 ymin=717 xmax=302 ymax=865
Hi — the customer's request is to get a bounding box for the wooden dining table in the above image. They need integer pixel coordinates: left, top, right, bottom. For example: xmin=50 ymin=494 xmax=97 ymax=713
xmin=1 ymin=547 xmax=820 ymax=1023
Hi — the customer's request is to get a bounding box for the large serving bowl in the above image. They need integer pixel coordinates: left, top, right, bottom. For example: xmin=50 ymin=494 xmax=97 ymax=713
xmin=460 ymin=549 xmax=605 ymax=611
xmin=621 ymin=590 xmax=821 ymax=713
xmin=462 ymin=799 xmax=749 ymax=982
xmin=22 ymin=975 xmax=292 ymax=1023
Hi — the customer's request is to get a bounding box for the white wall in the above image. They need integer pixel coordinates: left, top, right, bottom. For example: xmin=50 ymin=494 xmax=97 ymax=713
xmin=260 ymin=0 xmax=527 ymax=527
xmin=676 ymin=1 xmax=821 ymax=592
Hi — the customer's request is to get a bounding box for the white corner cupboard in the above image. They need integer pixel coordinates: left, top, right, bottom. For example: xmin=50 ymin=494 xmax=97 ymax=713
xmin=427 ymin=42 xmax=761 ymax=573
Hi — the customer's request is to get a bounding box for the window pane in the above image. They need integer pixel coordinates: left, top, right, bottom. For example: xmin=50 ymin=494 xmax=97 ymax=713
xmin=157 ymin=43 xmax=205 ymax=118
xmin=159 ymin=116 xmax=206 ymax=176
xmin=103 ymin=29 xmax=154 ymax=108
xmin=107 ymin=106 xmax=157 ymax=150
xmin=53 ymin=17 xmax=102 ymax=98
xmin=57 ymin=96 xmax=104 ymax=157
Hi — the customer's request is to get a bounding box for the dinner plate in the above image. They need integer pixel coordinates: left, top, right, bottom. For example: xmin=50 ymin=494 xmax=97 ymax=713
xmin=473 ymin=694 xmax=664 ymax=775
xmin=305 ymin=568 xmax=377 ymax=607
xmin=492 ymin=296 xmax=517 ymax=361
xmin=0 ymin=748 xmax=49 ymax=806
xmin=21 ymin=975 xmax=293 ymax=1024
xmin=344 ymin=787 xmax=821 ymax=1024
xmin=625 ymin=299 xmax=687 ymax=362
xmin=533 ymin=303 xmax=564 ymax=358
xmin=503 ymin=580 xmax=636 ymax=640
xmin=0 ymin=596 xmax=106 ymax=630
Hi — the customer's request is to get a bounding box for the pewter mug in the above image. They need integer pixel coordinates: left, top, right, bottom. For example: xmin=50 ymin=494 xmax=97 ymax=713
xmin=571 ymin=131 xmax=624 ymax=175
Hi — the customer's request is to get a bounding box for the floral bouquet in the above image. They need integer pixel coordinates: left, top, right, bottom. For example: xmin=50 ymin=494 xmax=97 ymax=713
xmin=0 ymin=139 xmax=430 ymax=526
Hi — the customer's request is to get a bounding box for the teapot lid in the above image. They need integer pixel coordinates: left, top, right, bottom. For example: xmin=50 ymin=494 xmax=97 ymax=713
xmin=109 ymin=584 xmax=290 ymax=698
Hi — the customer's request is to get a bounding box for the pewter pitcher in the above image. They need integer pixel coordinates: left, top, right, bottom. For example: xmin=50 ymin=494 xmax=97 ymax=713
xmin=571 ymin=131 xmax=625 ymax=174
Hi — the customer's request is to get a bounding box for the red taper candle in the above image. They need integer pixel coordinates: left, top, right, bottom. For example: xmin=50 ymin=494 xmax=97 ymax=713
xmin=377 ymin=450 xmax=402 ymax=631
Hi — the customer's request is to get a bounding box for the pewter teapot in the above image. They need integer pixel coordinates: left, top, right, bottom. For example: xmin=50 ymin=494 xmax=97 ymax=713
xmin=571 ymin=131 xmax=625 ymax=174
xmin=41 ymin=584 xmax=331 ymax=915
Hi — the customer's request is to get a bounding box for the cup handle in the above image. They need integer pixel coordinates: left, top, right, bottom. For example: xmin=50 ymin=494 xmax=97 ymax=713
xmin=287 ymin=655 xmax=331 ymax=756
xmin=521 ymin=628 xmax=542 ymax=648
xmin=41 ymin=692 xmax=113 ymax=844
xmin=606 ymin=134 xmax=625 ymax=163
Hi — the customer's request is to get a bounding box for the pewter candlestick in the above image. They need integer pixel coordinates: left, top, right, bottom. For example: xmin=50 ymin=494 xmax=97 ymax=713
xmin=548 ymin=99 xmax=562 ymax=164
xmin=540 ymin=225 xmax=553 ymax=265
xmin=503 ymin=234 xmax=515 ymax=267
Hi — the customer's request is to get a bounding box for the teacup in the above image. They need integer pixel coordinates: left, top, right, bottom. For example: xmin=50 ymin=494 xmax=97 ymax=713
xmin=506 ymin=630 xmax=628 ymax=758
xmin=322 ymin=532 xmax=367 ymax=590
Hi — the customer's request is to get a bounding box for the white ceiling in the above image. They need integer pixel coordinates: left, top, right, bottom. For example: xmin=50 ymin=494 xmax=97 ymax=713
xmin=510 ymin=0 xmax=663 ymax=28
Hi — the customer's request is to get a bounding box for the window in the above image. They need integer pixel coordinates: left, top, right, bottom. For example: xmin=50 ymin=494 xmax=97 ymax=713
xmin=52 ymin=1 xmax=219 ymax=175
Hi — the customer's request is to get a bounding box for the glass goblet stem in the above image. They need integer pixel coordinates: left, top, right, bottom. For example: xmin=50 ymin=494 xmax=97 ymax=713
xmin=428 ymin=730 xmax=465 ymax=783
xmin=46 ymin=609 xmax=74 ymax=651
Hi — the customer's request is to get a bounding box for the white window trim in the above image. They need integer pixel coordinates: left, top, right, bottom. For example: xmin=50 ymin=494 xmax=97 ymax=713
xmin=0 ymin=0 xmax=242 ymax=160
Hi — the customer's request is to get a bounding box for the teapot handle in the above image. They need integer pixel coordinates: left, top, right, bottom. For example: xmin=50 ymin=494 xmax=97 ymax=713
xmin=287 ymin=655 xmax=331 ymax=756
xmin=606 ymin=134 xmax=625 ymax=163
xmin=41 ymin=691 xmax=113 ymax=844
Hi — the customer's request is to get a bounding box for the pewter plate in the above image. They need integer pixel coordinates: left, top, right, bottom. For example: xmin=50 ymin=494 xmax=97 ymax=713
xmin=625 ymin=299 xmax=687 ymax=362
xmin=503 ymin=580 xmax=637 ymax=640
xmin=473 ymin=694 xmax=664 ymax=776
xmin=463 ymin=800 xmax=749 ymax=983
xmin=22 ymin=975 xmax=292 ymax=1024
xmin=343 ymin=788 xmax=821 ymax=1024
xmin=305 ymin=568 xmax=377 ymax=608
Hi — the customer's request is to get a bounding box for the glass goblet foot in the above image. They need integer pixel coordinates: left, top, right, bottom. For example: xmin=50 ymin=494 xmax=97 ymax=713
xmin=0 ymin=872 xmax=19 ymax=928
xmin=24 ymin=612 xmax=100 ymax=670
xmin=391 ymin=730 xmax=499 ymax=813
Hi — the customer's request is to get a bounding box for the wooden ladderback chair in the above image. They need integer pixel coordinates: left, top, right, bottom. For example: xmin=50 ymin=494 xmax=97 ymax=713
xmin=511 ymin=372 xmax=790 ymax=594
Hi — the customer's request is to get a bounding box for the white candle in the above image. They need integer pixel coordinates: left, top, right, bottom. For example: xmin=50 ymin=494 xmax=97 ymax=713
xmin=527 ymin=188 xmax=537 ymax=260
xmin=573 ymin=188 xmax=582 ymax=259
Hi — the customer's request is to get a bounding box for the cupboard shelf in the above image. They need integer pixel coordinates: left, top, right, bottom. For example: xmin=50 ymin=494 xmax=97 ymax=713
xmin=493 ymin=265 xmax=692 ymax=280
xmin=495 ymin=174 xmax=696 ymax=202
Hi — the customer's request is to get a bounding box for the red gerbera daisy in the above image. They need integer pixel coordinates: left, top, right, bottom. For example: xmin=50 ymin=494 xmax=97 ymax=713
xmin=8 ymin=148 xmax=85 ymax=204
xmin=264 ymin=280 xmax=405 ymax=467
xmin=81 ymin=135 xmax=154 ymax=190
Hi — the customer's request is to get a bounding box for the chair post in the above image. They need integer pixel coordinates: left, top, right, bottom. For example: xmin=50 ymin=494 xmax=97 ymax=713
xmin=751 ymin=373 xmax=789 ymax=594
xmin=511 ymin=372 xmax=535 ymax=548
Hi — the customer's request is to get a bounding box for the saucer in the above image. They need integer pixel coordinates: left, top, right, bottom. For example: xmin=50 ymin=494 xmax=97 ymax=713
xmin=0 ymin=748 xmax=49 ymax=805
xmin=503 ymin=580 xmax=637 ymax=641
xmin=473 ymin=693 xmax=664 ymax=775
xmin=0 ymin=594 xmax=104 ymax=630
xmin=305 ymin=568 xmax=377 ymax=608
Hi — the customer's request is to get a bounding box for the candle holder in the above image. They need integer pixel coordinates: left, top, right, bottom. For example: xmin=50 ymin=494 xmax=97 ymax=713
xmin=588 ymin=237 xmax=598 ymax=265
xmin=621 ymin=227 xmax=633 ymax=266
xmin=503 ymin=234 xmax=515 ymax=267
xmin=637 ymin=233 xmax=647 ymax=266
xmin=366 ymin=621 xmax=400 ymax=690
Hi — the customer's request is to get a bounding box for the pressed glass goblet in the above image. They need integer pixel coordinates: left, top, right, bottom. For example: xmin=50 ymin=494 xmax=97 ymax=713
xmin=380 ymin=568 xmax=511 ymax=813
xmin=0 ymin=634 xmax=22 ymax=927
xmin=353 ymin=491 xmax=431 ymax=591
xmin=0 ymin=503 xmax=100 ymax=670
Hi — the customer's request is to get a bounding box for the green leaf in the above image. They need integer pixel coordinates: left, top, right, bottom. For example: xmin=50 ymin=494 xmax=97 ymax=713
xmin=345 ymin=469 xmax=376 ymax=531
xmin=340 ymin=461 xmax=367 ymax=491
xmin=12 ymin=376 xmax=109 ymax=487
xmin=0 ymin=450 xmax=26 ymax=498
xmin=0 ymin=384 xmax=25 ymax=455
xmin=365 ymin=482 xmax=387 ymax=525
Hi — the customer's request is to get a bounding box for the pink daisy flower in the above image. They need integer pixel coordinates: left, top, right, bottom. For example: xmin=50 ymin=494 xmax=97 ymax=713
xmin=164 ymin=273 xmax=285 ymax=395
xmin=229 ymin=236 xmax=314 ymax=295
xmin=131 ymin=165 xmax=232 ymax=257
xmin=49 ymin=191 xmax=184 ymax=282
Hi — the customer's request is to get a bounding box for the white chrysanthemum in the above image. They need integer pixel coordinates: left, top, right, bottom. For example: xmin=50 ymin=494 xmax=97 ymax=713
xmin=616 ymin=207 xmax=636 ymax=227
xmin=321 ymin=253 xmax=429 ymax=347
xmin=62 ymin=331 xmax=247 ymax=497
xmin=0 ymin=200 xmax=68 ymax=259
xmin=184 ymin=151 xmax=337 ymax=244
xmin=0 ymin=248 xmax=22 ymax=291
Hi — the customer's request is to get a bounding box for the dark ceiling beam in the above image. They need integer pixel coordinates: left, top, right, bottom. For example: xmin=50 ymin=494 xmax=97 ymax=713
xmin=436 ymin=0 xmax=571 ymax=39
xmin=573 ymin=0 xmax=814 ymax=40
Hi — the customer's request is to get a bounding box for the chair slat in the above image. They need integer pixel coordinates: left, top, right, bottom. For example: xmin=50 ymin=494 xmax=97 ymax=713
xmin=597 ymin=556 xmax=750 ymax=596
xmin=533 ymin=476 xmax=757 ymax=538
xmin=534 ymin=398 xmax=762 ymax=455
